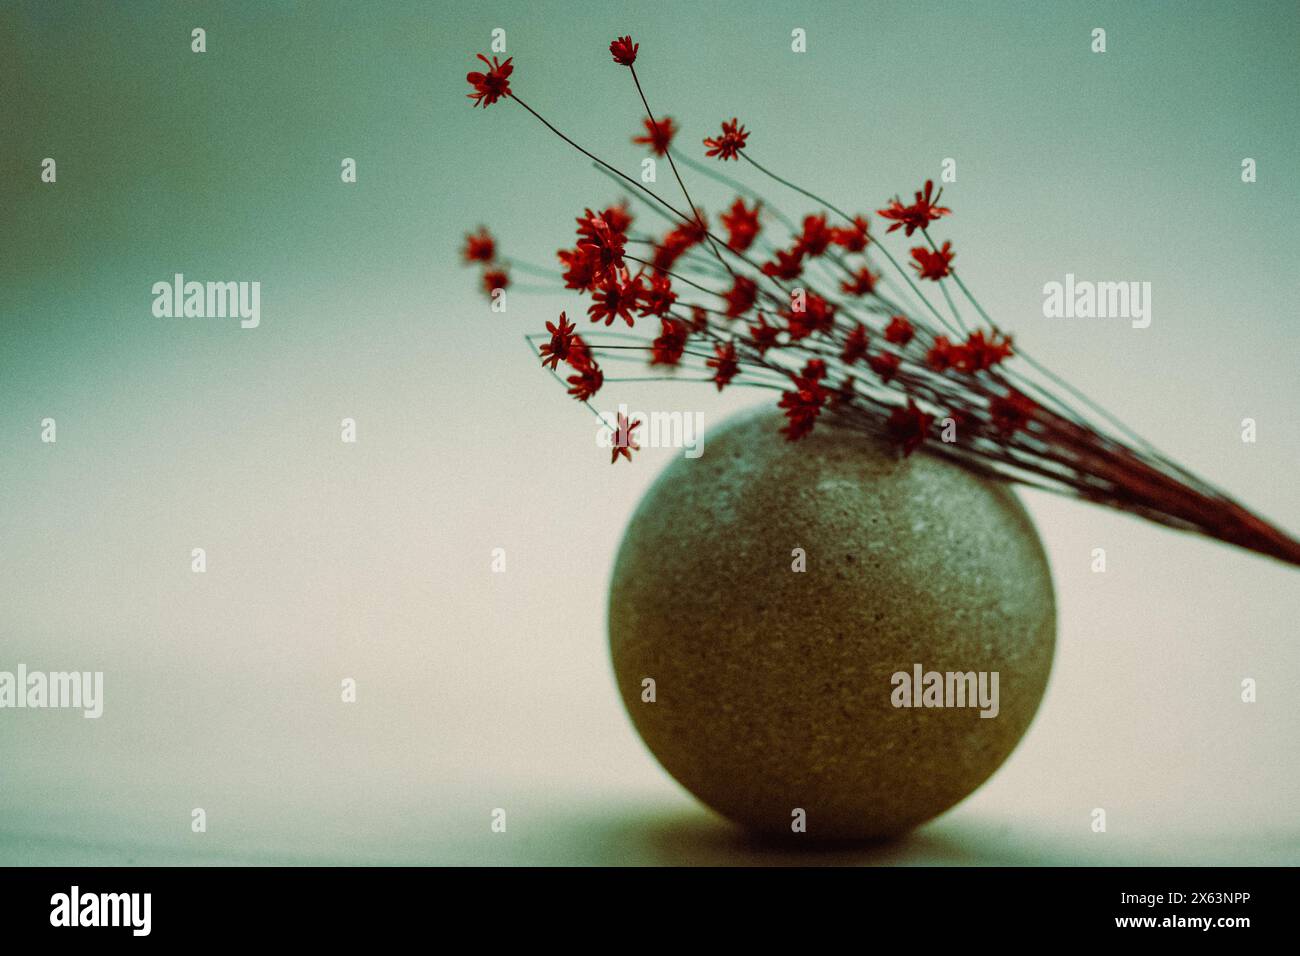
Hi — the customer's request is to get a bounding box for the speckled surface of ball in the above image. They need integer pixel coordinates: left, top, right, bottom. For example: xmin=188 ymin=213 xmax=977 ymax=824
xmin=608 ymin=405 xmax=1056 ymax=839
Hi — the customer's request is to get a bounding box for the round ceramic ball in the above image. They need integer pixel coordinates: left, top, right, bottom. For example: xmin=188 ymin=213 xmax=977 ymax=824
xmin=608 ymin=405 xmax=1055 ymax=840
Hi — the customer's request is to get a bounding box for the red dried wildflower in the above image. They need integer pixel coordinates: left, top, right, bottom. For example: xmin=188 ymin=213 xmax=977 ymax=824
xmin=638 ymin=272 xmax=677 ymax=317
xmin=632 ymin=116 xmax=677 ymax=156
xmin=652 ymin=229 xmax=693 ymax=272
xmin=868 ymin=351 xmax=901 ymax=383
xmin=567 ymin=334 xmax=592 ymax=370
xmin=956 ymin=329 xmax=1014 ymax=373
xmin=785 ymin=292 xmax=835 ymax=340
xmin=610 ymin=412 xmax=641 ymax=464
xmin=990 ymin=390 xmax=1036 ymax=435
xmin=566 ymin=361 xmax=604 ymax=401
xmin=688 ymin=306 xmax=709 ymax=332
xmin=841 ymin=323 xmax=869 ymax=365
xmin=761 ymin=247 xmax=804 ymax=280
xmin=884 ymin=315 xmax=915 ymax=346
xmin=482 ymin=268 xmax=509 ymax=296
xmin=877 ymin=180 xmax=951 ymax=235
xmin=779 ymin=360 xmax=830 ymax=441
xmin=577 ymin=213 xmax=627 ymax=280
xmin=703 ymin=118 xmax=749 ymax=160
xmin=926 ymin=335 xmax=959 ymax=372
xmin=723 ymin=275 xmax=758 ymax=318
xmin=650 ymin=318 xmax=689 ymax=366
xmin=609 ymin=35 xmax=638 ymax=66
xmin=840 ymin=266 xmax=878 ymax=297
xmin=796 ymin=214 xmax=834 ymax=257
xmin=600 ymin=202 xmax=634 ymax=235
xmin=588 ymin=269 xmax=643 ymax=327
xmin=706 ymin=341 xmax=740 ymax=390
xmin=748 ymin=312 xmax=780 ymax=354
xmin=910 ymin=241 xmax=954 ymax=281
xmin=720 ymin=197 xmax=761 ymax=252
xmin=539 ymin=312 xmax=578 ymax=369
xmin=558 ymin=245 xmax=600 ymax=291
xmin=830 ymin=215 xmax=870 ymax=252
xmin=886 ymin=399 xmax=933 ymax=456
xmin=462 ymin=226 xmax=495 ymax=263
xmin=466 ymin=54 xmax=513 ymax=108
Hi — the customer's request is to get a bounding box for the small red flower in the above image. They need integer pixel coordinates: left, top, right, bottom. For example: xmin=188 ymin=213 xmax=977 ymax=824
xmin=925 ymin=335 xmax=959 ymax=372
xmin=830 ymin=215 xmax=870 ymax=252
xmin=703 ymin=118 xmax=749 ymax=161
xmin=567 ymin=361 xmax=604 ymax=402
xmin=956 ymin=329 xmax=1014 ymax=373
xmin=600 ymin=202 xmax=634 ymax=235
xmin=650 ymin=318 xmax=689 ymax=366
xmin=652 ymin=228 xmax=694 ymax=272
xmin=638 ymin=272 xmax=677 ymax=318
xmin=840 ymin=266 xmax=878 ymax=297
xmin=785 ymin=292 xmax=835 ymax=340
xmin=539 ymin=312 xmax=578 ymax=369
xmin=841 ymin=323 xmax=869 ymax=365
xmin=558 ymin=245 xmax=600 ymax=291
xmin=688 ymin=306 xmax=709 ymax=332
xmin=723 ymin=275 xmax=758 ymax=318
xmin=886 ymin=399 xmax=933 ymax=456
xmin=761 ymin=247 xmax=804 ymax=280
xmin=720 ymin=197 xmax=761 ymax=252
xmin=884 ymin=315 xmax=915 ymax=346
xmin=588 ymin=269 xmax=643 ymax=327
xmin=795 ymin=214 xmax=833 ymax=257
xmin=609 ymin=35 xmax=638 ymax=66
xmin=910 ymin=241 xmax=954 ymax=281
xmin=461 ymin=226 xmax=495 ymax=263
xmin=632 ymin=116 xmax=677 ymax=156
xmin=706 ymin=341 xmax=740 ymax=390
xmin=610 ymin=412 xmax=641 ymax=464
xmin=868 ymin=351 xmax=901 ymax=383
xmin=990 ymin=390 xmax=1036 ymax=435
xmin=778 ymin=360 xmax=831 ymax=441
xmin=748 ymin=312 xmax=780 ymax=354
xmin=466 ymin=54 xmax=513 ymax=108
xmin=481 ymin=268 xmax=509 ymax=296
xmin=877 ymin=180 xmax=951 ymax=235
xmin=577 ymin=212 xmax=627 ymax=280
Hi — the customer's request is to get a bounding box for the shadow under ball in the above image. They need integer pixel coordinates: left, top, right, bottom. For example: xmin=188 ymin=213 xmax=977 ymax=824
xmin=608 ymin=406 xmax=1056 ymax=839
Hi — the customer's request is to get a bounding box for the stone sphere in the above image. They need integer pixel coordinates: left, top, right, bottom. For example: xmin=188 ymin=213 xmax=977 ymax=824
xmin=608 ymin=405 xmax=1055 ymax=839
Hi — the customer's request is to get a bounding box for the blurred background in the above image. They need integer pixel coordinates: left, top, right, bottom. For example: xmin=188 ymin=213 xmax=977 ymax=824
xmin=1 ymin=0 xmax=1297 ymax=864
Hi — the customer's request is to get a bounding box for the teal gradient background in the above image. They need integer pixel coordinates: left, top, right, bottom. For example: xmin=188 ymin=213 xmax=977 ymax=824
xmin=1 ymin=0 xmax=1297 ymax=863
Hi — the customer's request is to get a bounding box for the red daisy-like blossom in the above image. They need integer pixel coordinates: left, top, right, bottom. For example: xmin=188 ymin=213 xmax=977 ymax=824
xmin=877 ymin=180 xmax=951 ymax=236
xmin=795 ymin=214 xmax=833 ymax=257
xmin=886 ymin=399 xmax=934 ymax=456
xmin=567 ymin=334 xmax=592 ymax=370
xmin=706 ymin=341 xmax=740 ymax=391
xmin=461 ymin=226 xmax=495 ymax=263
xmin=761 ymin=247 xmax=804 ymax=280
xmin=748 ymin=312 xmax=780 ymax=354
xmin=600 ymin=202 xmax=634 ymax=235
xmin=577 ymin=213 xmax=627 ymax=280
xmin=720 ymin=197 xmax=761 ymax=252
xmin=651 ymin=228 xmax=694 ymax=272
xmin=868 ymin=351 xmax=901 ymax=383
xmin=841 ymin=323 xmax=870 ymax=365
xmin=723 ymin=275 xmax=758 ymax=318
xmin=925 ymin=335 xmax=959 ymax=372
xmin=650 ymin=318 xmax=689 ymax=366
xmin=778 ymin=359 xmax=830 ymax=441
xmin=840 ymin=265 xmax=878 ymax=296
xmin=785 ymin=292 xmax=835 ymax=340
xmin=955 ymin=329 xmax=1014 ymax=373
xmin=910 ymin=241 xmax=954 ymax=281
xmin=609 ymin=35 xmax=638 ymax=66
xmin=557 ymin=245 xmax=600 ymax=291
xmin=481 ymin=268 xmax=509 ymax=296
xmin=884 ymin=315 xmax=915 ymax=346
xmin=539 ymin=312 xmax=578 ymax=369
xmin=830 ymin=215 xmax=870 ymax=252
xmin=610 ymin=412 xmax=641 ymax=464
xmin=990 ymin=390 xmax=1036 ymax=435
xmin=466 ymin=54 xmax=513 ymax=108
xmin=638 ymin=273 xmax=677 ymax=318
xmin=703 ymin=118 xmax=749 ymax=161
xmin=566 ymin=361 xmax=604 ymax=402
xmin=588 ymin=269 xmax=643 ymax=327
xmin=632 ymin=116 xmax=677 ymax=156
